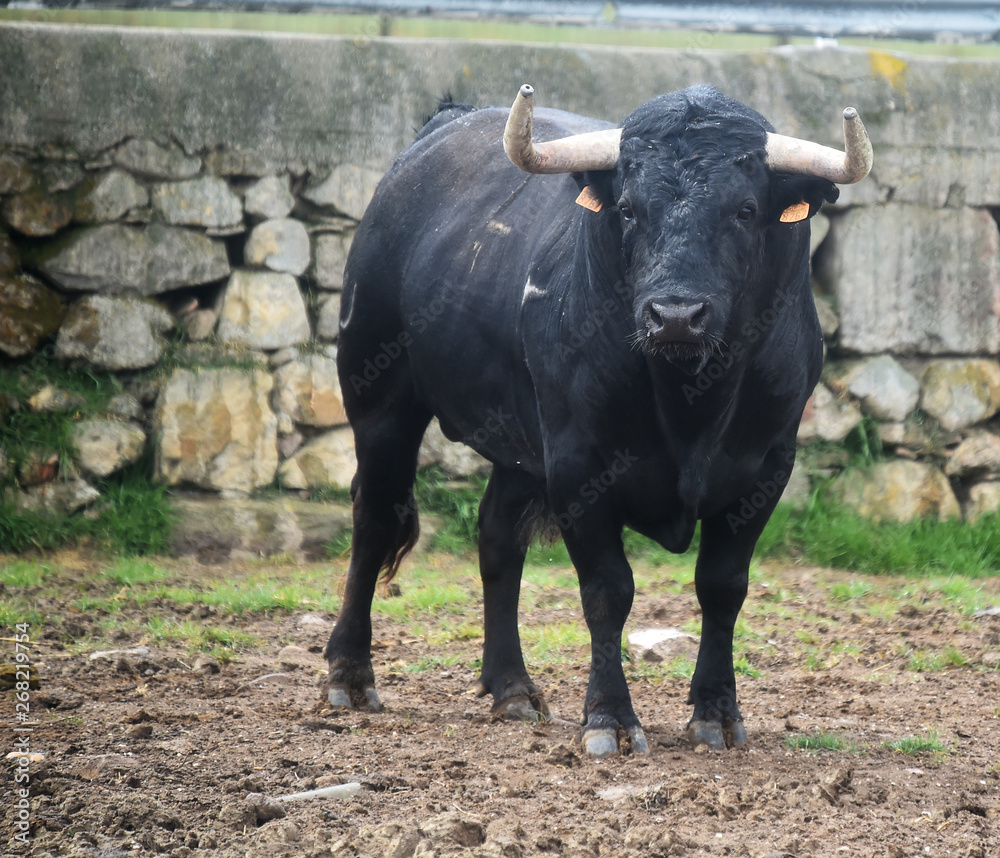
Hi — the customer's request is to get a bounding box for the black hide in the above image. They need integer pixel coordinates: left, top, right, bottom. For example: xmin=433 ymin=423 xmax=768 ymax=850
xmin=326 ymin=86 xmax=832 ymax=755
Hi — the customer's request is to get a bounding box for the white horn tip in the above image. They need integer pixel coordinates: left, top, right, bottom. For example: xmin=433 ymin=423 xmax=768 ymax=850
xmin=843 ymin=107 xmax=859 ymax=121
xmin=519 ymin=84 xmax=534 ymax=99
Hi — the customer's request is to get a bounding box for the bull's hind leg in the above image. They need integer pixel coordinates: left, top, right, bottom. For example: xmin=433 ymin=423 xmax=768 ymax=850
xmin=324 ymin=407 xmax=430 ymax=711
xmin=475 ymin=465 xmax=549 ymax=720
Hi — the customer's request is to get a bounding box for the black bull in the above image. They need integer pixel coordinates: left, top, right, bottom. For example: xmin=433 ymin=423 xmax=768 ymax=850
xmin=325 ymin=85 xmax=871 ymax=756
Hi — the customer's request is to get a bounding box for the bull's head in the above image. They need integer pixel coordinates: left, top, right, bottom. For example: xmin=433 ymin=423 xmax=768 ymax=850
xmin=504 ymin=84 xmax=872 ymax=375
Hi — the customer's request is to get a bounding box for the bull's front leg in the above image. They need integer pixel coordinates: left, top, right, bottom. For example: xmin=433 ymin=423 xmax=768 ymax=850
xmin=686 ymin=514 xmax=751 ymax=749
xmin=560 ymin=514 xmax=649 ymax=758
xmin=687 ymin=460 xmax=786 ymax=749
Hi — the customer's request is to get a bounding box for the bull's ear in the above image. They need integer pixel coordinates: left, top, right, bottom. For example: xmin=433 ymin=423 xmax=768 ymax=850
xmin=572 ymin=170 xmax=616 ymax=212
xmin=770 ymin=174 xmax=839 ymax=223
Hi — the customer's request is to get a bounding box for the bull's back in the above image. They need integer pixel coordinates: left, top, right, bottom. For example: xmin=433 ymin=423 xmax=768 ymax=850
xmin=340 ymin=106 xmax=610 ymax=469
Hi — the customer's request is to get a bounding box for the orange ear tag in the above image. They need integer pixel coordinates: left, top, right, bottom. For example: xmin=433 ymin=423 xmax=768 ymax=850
xmin=575 ymin=186 xmax=603 ymax=212
xmin=780 ymin=201 xmax=810 ymax=223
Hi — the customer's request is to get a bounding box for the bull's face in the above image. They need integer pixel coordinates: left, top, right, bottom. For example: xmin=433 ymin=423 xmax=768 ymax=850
xmin=610 ymin=97 xmax=837 ymax=374
xmin=503 ymin=85 xmax=870 ymax=375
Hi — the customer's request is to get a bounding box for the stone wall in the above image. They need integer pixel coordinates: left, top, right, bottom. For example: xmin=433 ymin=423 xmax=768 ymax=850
xmin=2 ymin=23 xmax=1000 ymax=539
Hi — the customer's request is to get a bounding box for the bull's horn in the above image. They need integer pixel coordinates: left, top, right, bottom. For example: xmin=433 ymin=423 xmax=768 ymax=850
xmin=765 ymin=108 xmax=873 ymax=184
xmin=504 ymin=83 xmax=621 ymax=174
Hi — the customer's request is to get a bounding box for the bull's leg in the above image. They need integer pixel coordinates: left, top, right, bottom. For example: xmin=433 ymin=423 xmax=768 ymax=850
xmin=475 ymin=465 xmax=549 ymax=720
xmin=324 ymin=408 xmax=430 ymax=711
xmin=687 ymin=449 xmax=790 ymax=749
xmin=686 ymin=514 xmax=753 ymax=749
xmin=561 ymin=521 xmax=649 ymax=758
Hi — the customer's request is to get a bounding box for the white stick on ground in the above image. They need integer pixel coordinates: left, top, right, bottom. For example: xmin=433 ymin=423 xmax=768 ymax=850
xmin=276 ymin=782 xmax=362 ymax=802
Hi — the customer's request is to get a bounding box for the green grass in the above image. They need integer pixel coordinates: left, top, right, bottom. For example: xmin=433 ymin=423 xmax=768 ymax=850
xmin=389 ymin=466 xmax=1000 ymax=581
xmin=412 ymin=467 xmax=488 ymax=554
xmin=758 ymin=490 xmax=1000 ymax=578
xmin=403 ymin=653 xmax=467 ymax=673
xmin=0 ymin=560 xmax=50 ymax=588
xmin=0 ymin=461 xmax=176 ymax=556
xmin=103 ymin=558 xmax=170 ymax=587
xmin=522 ymin=621 xmax=590 ymax=664
xmin=3 ymin=7 xmax=999 ymax=58
xmin=785 ymin=732 xmax=859 ymax=753
xmin=907 ymin=646 xmax=970 ymax=672
xmin=733 ymin=655 xmax=763 ymax=678
xmin=0 ymin=346 xmax=176 ymax=557
xmin=828 ymin=579 xmax=876 ymax=602
xmin=142 ymin=617 xmax=260 ymax=663
xmin=885 ymin=732 xmax=949 ymax=756
xmin=0 ymin=357 xmax=121 ymax=474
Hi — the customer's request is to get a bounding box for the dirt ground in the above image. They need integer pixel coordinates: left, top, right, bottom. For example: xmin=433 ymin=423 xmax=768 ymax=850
xmin=3 ymin=555 xmax=1000 ymax=858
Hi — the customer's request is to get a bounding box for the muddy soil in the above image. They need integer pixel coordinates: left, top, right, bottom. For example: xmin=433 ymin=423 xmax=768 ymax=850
xmin=2 ymin=558 xmax=1000 ymax=858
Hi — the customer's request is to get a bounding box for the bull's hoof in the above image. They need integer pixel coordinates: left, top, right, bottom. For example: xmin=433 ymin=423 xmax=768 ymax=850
xmin=327 ymin=683 xmax=383 ymax=712
xmin=582 ymin=725 xmax=650 ymax=758
xmin=491 ymin=692 xmax=550 ymax=722
xmin=686 ymin=718 xmax=747 ymax=750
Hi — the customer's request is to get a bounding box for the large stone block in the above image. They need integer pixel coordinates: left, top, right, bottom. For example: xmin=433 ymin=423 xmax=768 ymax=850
xmin=312 ymin=232 xmax=352 ymax=291
xmin=823 ymin=206 xmax=1000 ymax=355
xmin=271 ymin=351 xmax=347 ymax=428
xmin=0 ymin=273 xmax=65 ymax=358
xmin=315 ymin=292 xmax=341 ymax=342
xmin=113 ymin=138 xmax=201 ymax=180
xmin=217 ymin=270 xmax=311 ymax=350
xmin=38 ymin=223 xmax=230 ymax=295
xmin=796 ymin=383 xmax=862 ymax=445
xmin=244 ymin=218 xmax=310 ymax=275
xmin=76 ymin=170 xmax=149 ymax=223
xmin=920 ymin=359 xmax=1000 ymax=432
xmin=828 ymin=460 xmax=960 ymax=523
xmin=155 ymin=367 xmax=278 ymax=493
xmin=302 ymin=164 xmax=382 ymax=222
xmin=152 ymin=176 xmax=243 ymax=230
xmin=2 ymin=188 xmax=74 ymax=237
xmin=244 ymin=175 xmax=295 ymax=221
xmin=277 ymin=426 xmax=356 ymax=491
xmin=56 ymin=293 xmax=174 ymax=371
xmin=837 ymin=355 xmax=919 ymax=423
xmin=945 ymin=431 xmax=1000 ymax=481
xmin=71 ymin=419 xmax=147 ymax=479
xmin=169 ymin=494 xmax=352 ymax=560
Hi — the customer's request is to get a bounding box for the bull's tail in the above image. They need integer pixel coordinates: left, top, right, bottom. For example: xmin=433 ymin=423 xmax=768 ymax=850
xmin=381 ymin=487 xmax=420 ymax=584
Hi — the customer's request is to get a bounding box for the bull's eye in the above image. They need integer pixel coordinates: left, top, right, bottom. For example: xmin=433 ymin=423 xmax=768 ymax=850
xmin=618 ymin=201 xmax=635 ymax=222
xmin=736 ymin=203 xmax=757 ymax=222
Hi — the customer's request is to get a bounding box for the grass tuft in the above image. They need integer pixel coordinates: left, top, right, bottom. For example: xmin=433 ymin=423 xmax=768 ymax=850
xmin=785 ymin=732 xmax=859 ymax=753
xmin=885 ymin=732 xmax=949 ymax=756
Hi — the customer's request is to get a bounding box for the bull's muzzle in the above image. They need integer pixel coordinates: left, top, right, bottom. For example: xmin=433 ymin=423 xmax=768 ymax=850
xmin=644 ymin=299 xmax=710 ymax=345
xmin=640 ymin=298 xmax=715 ymax=374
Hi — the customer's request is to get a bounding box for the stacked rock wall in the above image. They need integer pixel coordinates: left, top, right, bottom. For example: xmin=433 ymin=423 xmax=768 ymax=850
xmin=3 ymin=23 xmax=1000 ymax=537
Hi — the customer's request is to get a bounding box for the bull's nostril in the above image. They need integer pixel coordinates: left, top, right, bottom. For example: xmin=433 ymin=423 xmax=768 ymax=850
xmin=689 ymin=302 xmax=709 ymax=335
xmin=646 ymin=300 xmax=709 ymax=343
